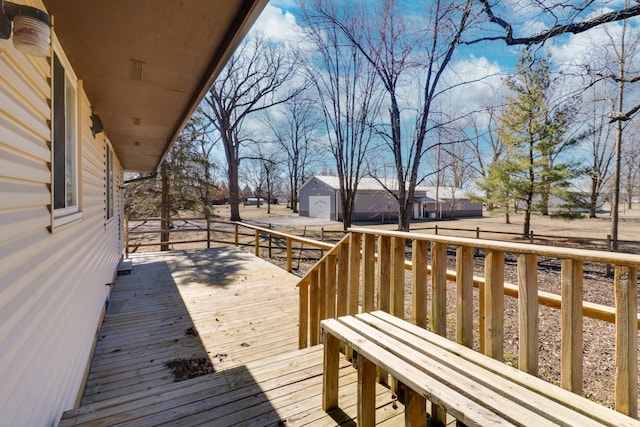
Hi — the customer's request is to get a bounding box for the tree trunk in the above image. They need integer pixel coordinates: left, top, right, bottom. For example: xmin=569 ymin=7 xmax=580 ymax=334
xmin=589 ymin=174 xmax=598 ymax=218
xmin=228 ymin=160 xmax=241 ymax=222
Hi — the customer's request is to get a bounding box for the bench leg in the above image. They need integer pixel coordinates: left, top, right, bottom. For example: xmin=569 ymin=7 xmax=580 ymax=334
xmin=323 ymin=332 xmax=340 ymax=411
xmin=405 ymin=389 xmax=427 ymax=427
xmin=358 ymin=355 xmax=376 ymax=427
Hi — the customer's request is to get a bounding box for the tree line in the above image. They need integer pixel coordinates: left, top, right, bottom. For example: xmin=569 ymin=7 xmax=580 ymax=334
xmin=126 ymin=0 xmax=640 ymax=250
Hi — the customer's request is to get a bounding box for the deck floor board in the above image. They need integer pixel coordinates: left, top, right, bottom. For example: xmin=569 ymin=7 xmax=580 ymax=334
xmin=60 ymin=248 xmax=403 ymax=426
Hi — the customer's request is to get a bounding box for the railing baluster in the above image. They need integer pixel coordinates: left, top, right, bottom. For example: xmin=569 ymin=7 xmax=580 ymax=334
xmin=615 ymin=265 xmax=638 ymax=417
xmin=456 ymin=245 xmax=474 ymax=348
xmin=431 ymin=242 xmax=447 ymax=336
xmin=337 ymin=242 xmax=350 ymax=317
xmin=348 ymin=232 xmax=362 ymax=316
xmin=411 ymin=239 xmax=428 ymax=328
xmin=519 ymin=254 xmax=539 ymax=375
xmin=319 ymin=263 xmax=327 ymax=322
xmin=310 ymin=269 xmax=320 ymax=346
xmin=484 ymin=249 xmax=504 ymax=361
xmin=391 ymin=237 xmax=405 ymax=318
xmin=363 ymin=234 xmax=376 ymax=312
xmin=560 ymin=259 xmax=582 ymax=391
xmin=378 ymin=235 xmax=391 ymax=313
xmin=299 ymin=279 xmax=309 ymax=349
xmin=325 ymin=254 xmax=337 ymax=319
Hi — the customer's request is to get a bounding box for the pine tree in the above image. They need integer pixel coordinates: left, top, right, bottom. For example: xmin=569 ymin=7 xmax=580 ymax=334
xmin=488 ymin=49 xmax=579 ymax=236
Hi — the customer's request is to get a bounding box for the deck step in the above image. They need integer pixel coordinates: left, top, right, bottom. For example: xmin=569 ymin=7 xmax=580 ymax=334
xmin=117 ymin=259 xmax=132 ymax=275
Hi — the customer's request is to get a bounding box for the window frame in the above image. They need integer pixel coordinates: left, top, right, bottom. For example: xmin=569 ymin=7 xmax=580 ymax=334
xmin=51 ymin=35 xmax=81 ymax=229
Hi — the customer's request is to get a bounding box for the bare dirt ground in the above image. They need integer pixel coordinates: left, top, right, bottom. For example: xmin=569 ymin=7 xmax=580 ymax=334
xmin=129 ymin=203 xmax=640 ymax=411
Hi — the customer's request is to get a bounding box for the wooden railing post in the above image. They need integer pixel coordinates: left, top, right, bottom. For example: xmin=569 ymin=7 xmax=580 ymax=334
xmin=363 ymin=234 xmax=375 ymax=312
xmin=519 ymin=254 xmax=539 ymax=375
xmin=615 ymin=266 xmax=638 ymax=417
xmin=234 ymin=223 xmax=239 ymax=246
xmin=456 ymin=245 xmax=474 ymax=348
xmin=286 ymin=237 xmax=292 ymax=273
xmin=268 ymin=223 xmax=273 ymax=258
xmin=254 ymin=229 xmax=260 ymax=257
xmin=561 ymin=259 xmax=582 ymax=391
xmin=391 ymin=237 xmax=405 ymax=318
xmin=484 ymin=249 xmax=505 ymax=361
xmin=411 ymin=240 xmax=428 ymax=328
xmin=378 ymin=235 xmax=391 ymax=313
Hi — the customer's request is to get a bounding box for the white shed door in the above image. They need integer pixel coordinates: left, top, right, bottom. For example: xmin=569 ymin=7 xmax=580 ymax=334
xmin=309 ymin=196 xmax=331 ymax=220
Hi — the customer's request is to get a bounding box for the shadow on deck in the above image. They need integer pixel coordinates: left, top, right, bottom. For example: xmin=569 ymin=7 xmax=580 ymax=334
xmin=60 ymin=247 xmax=403 ymax=426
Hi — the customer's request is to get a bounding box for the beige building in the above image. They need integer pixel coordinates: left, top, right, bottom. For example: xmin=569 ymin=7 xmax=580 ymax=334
xmin=0 ymin=1 xmax=267 ymax=425
xmin=299 ymin=175 xmax=482 ymax=222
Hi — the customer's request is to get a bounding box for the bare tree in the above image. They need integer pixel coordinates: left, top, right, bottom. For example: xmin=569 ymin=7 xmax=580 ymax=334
xmin=264 ymin=95 xmax=319 ymax=213
xmin=301 ymin=0 xmax=382 ymax=230
xmin=306 ymin=0 xmax=477 ymax=231
xmin=623 ymin=131 xmax=640 ymax=209
xmin=473 ymin=1 xmax=640 ymax=46
xmin=204 ymin=36 xmax=302 ymax=222
xmin=464 ymin=105 xmax=506 ymax=211
xmin=583 ymin=84 xmax=615 ymax=218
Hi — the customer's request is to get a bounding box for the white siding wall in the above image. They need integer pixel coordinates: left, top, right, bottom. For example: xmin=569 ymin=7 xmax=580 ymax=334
xmin=0 ymin=4 xmax=124 ymax=425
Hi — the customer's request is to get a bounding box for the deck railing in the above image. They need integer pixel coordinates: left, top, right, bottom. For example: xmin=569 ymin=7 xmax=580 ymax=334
xmin=296 ymin=227 xmax=640 ymax=417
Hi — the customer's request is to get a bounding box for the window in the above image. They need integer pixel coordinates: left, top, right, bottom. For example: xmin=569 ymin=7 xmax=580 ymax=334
xmin=52 ymin=50 xmax=80 ymax=226
xmin=106 ymin=145 xmax=114 ymax=220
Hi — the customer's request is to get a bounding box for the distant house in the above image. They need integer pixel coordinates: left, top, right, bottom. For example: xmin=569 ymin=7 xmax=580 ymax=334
xmin=298 ymin=176 xmax=482 ymax=222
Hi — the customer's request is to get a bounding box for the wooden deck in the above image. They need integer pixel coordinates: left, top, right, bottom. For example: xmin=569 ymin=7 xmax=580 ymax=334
xmin=60 ymin=248 xmax=403 ymax=426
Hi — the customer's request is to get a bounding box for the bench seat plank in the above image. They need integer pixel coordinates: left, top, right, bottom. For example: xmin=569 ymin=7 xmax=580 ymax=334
xmin=321 ymin=318 xmax=517 ymax=427
xmin=340 ymin=316 xmax=585 ymax=426
xmin=366 ymin=311 xmax=640 ymax=427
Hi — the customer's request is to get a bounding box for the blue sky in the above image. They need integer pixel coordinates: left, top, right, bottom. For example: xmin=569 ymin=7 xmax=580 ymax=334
xmin=229 ymin=1 xmax=640 ymax=190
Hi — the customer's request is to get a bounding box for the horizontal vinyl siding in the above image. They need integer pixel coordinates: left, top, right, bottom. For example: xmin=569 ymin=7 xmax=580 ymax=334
xmin=0 ymin=10 xmax=124 ymax=426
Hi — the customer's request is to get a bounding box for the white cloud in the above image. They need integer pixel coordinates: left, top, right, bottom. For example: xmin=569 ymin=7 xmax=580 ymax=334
xmin=250 ymin=4 xmax=304 ymax=44
xmin=440 ymin=55 xmax=507 ymax=114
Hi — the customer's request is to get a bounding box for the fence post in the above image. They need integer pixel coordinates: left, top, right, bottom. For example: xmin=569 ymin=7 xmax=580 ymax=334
xmin=529 ymin=230 xmax=534 ymax=244
xmin=254 ymin=229 xmax=260 ymax=257
xmin=234 ymin=223 xmax=239 ymax=246
xmin=435 ymin=224 xmax=438 ymax=235
xmin=476 ymin=226 xmax=480 ymax=239
xmin=268 ymin=223 xmax=273 ymax=258
xmin=286 ymin=237 xmax=293 ymax=273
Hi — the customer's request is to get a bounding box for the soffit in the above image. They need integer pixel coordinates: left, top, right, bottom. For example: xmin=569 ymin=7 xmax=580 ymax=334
xmin=43 ymin=0 xmax=268 ymax=173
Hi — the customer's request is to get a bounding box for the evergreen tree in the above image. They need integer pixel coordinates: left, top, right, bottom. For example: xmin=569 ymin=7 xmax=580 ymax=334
xmin=487 ymin=49 xmax=579 ymax=236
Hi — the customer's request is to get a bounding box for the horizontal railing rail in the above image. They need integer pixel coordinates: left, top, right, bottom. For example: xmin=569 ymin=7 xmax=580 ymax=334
xmin=297 ymin=226 xmax=640 ymax=418
xmin=125 ymin=215 xmax=336 ymax=270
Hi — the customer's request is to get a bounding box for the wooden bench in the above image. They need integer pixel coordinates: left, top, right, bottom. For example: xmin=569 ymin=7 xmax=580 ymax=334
xmin=321 ymin=311 xmax=640 ymax=427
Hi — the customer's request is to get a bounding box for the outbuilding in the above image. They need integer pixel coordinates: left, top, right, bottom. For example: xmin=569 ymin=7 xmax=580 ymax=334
xmin=299 ymin=175 xmax=482 ymax=222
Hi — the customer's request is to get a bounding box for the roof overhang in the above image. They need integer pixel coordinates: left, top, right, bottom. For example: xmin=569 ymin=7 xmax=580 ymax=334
xmin=42 ymin=0 xmax=269 ymax=173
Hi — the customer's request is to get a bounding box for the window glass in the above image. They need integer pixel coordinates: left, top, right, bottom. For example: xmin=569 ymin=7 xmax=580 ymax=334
xmin=52 ymin=51 xmax=78 ymax=219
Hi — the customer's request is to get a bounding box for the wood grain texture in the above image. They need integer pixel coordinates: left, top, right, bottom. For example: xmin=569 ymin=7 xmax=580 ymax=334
xmin=519 ymin=253 xmax=539 ymax=376
xmin=561 ymin=259 xmax=582 ymax=392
